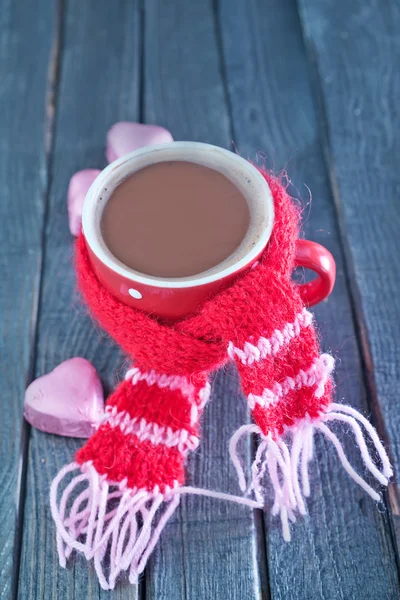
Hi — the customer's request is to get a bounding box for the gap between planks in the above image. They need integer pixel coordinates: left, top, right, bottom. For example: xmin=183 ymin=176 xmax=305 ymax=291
xmin=11 ymin=1 xmax=65 ymax=598
xmin=295 ymin=0 xmax=400 ymax=574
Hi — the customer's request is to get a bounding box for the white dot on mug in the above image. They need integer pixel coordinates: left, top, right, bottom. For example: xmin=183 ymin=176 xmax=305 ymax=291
xmin=128 ymin=288 xmax=143 ymax=300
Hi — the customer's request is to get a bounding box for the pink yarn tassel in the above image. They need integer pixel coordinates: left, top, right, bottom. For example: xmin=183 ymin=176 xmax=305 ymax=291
xmin=50 ymin=461 xmax=180 ymax=590
xmin=229 ymin=403 xmax=392 ymax=541
xmin=50 ymin=461 xmax=263 ymax=589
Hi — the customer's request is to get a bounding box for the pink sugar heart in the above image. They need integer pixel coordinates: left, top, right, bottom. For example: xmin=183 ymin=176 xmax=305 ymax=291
xmin=106 ymin=121 xmax=173 ymax=163
xmin=67 ymin=169 xmax=101 ymax=236
xmin=24 ymin=357 xmax=104 ymax=438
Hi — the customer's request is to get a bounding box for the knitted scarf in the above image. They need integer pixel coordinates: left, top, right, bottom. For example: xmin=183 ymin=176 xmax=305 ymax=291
xmin=50 ymin=172 xmax=391 ymax=590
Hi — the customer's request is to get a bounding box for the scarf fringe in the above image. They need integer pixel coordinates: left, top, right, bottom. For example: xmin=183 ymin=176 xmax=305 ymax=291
xmin=50 ymin=462 xmax=263 ymax=589
xmin=229 ymin=403 xmax=392 ymax=541
xmin=50 ymin=461 xmax=180 ymax=589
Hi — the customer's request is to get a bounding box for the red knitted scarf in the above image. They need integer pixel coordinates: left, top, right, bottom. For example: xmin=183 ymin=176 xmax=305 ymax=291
xmin=51 ymin=172 xmax=391 ymax=590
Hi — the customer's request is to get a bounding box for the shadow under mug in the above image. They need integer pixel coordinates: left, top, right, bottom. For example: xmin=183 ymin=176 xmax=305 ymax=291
xmin=82 ymin=142 xmax=336 ymax=321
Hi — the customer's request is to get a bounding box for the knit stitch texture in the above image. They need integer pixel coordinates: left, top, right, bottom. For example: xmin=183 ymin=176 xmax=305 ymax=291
xmin=50 ymin=170 xmax=391 ymax=590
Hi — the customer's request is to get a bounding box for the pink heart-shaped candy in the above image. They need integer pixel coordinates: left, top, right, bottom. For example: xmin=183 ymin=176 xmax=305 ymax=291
xmin=67 ymin=169 xmax=101 ymax=236
xmin=24 ymin=357 xmax=104 ymax=438
xmin=106 ymin=122 xmax=173 ymax=163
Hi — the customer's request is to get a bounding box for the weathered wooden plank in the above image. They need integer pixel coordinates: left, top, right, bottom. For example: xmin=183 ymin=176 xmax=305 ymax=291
xmin=218 ymin=0 xmax=399 ymax=598
xmin=17 ymin=1 xmax=141 ymax=598
xmin=0 ymin=0 xmax=55 ymax=597
xmin=298 ymin=0 xmax=400 ymax=540
xmin=143 ymin=1 xmax=264 ymax=599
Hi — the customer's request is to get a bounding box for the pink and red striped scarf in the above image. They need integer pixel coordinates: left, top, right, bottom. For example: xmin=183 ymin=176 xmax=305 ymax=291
xmin=51 ymin=172 xmax=391 ymax=590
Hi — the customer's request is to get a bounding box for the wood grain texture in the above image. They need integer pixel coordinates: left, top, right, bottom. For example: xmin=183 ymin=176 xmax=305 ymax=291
xmin=298 ymin=0 xmax=400 ymax=533
xmin=17 ymin=1 xmax=141 ymax=598
xmin=217 ymin=0 xmax=400 ymax=598
xmin=9 ymin=0 xmax=400 ymax=597
xmin=143 ymin=1 xmax=264 ymax=599
xmin=0 ymin=1 xmax=55 ymax=597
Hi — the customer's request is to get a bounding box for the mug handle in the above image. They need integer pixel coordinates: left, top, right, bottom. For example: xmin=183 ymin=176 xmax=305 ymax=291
xmin=295 ymin=239 xmax=336 ymax=306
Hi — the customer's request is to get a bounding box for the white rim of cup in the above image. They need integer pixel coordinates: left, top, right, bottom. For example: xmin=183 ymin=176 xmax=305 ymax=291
xmin=82 ymin=142 xmax=274 ymax=289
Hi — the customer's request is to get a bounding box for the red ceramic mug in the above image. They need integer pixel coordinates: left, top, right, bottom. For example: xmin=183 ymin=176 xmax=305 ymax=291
xmin=82 ymin=142 xmax=335 ymax=320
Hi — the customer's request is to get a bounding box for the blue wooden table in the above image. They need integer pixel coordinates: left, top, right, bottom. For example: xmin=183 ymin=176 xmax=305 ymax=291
xmin=2 ymin=0 xmax=400 ymax=598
